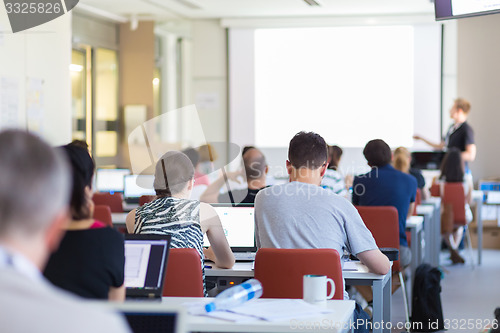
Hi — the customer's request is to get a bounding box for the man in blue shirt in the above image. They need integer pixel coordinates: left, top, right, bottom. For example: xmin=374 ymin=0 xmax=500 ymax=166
xmin=352 ymin=139 xmax=417 ymax=268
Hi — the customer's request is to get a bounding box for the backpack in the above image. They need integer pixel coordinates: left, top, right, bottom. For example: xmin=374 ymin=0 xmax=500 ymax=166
xmin=411 ymin=264 xmax=445 ymax=332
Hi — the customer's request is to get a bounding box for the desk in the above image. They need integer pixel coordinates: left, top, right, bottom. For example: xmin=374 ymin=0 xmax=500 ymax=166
xmin=160 ymin=297 xmax=355 ymax=333
xmin=406 ymin=216 xmax=424 ymax=279
xmin=206 ymin=262 xmax=392 ymax=333
xmin=112 ymin=213 xmax=127 ymax=228
xmin=472 ymin=190 xmax=484 ymax=265
xmin=420 ymin=197 xmax=442 ymax=266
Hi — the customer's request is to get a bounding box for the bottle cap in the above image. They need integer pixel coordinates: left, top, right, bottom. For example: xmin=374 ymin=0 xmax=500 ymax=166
xmin=205 ymin=302 xmax=216 ymax=312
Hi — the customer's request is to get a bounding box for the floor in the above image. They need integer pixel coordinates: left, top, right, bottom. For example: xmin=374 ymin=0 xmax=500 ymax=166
xmin=390 ymin=249 xmax=500 ymax=333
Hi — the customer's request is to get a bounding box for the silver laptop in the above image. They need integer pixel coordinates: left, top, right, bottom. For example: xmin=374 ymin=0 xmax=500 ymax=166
xmin=205 ymin=204 xmax=256 ymax=261
xmin=123 ymin=175 xmax=156 ymax=204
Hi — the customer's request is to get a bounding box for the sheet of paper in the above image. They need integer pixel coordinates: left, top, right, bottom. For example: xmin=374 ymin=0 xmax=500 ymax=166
xmin=227 ymin=299 xmax=334 ymax=321
xmin=343 ymin=261 xmax=358 ymax=271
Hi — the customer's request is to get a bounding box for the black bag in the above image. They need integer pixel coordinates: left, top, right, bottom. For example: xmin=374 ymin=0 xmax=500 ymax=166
xmin=410 ymin=264 xmax=445 ymax=332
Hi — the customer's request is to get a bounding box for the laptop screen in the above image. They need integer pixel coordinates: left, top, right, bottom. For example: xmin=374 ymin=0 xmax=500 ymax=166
xmin=96 ymin=169 xmax=130 ymax=193
xmin=204 ymin=205 xmax=255 ymax=250
xmin=124 ymin=175 xmax=156 ymax=199
xmin=124 ymin=235 xmax=171 ymax=297
xmin=113 ymin=303 xmax=185 ymax=333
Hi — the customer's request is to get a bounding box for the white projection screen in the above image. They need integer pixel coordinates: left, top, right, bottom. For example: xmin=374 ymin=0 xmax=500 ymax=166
xmin=228 ymin=25 xmax=442 ymax=149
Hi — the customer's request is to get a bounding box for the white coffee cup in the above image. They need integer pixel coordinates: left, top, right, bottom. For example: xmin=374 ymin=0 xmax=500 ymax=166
xmin=303 ymin=275 xmax=335 ymax=305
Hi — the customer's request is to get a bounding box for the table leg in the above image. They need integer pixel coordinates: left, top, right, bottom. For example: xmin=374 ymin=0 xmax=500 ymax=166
xmin=476 ymin=198 xmax=483 ymax=265
xmin=372 ymin=272 xmax=391 ymax=333
xmin=432 ymin=203 xmax=441 ymax=267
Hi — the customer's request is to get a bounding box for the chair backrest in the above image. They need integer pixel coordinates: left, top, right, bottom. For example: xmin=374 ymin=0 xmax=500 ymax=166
xmin=93 ymin=205 xmax=112 ymax=226
xmin=355 ymin=206 xmax=401 ymax=272
xmin=412 ymin=188 xmax=422 ymax=216
xmin=430 ymin=183 xmax=440 ymax=197
xmin=442 ymin=182 xmax=467 ymax=225
xmin=254 ymin=248 xmax=343 ymax=300
xmin=163 ymin=248 xmax=204 ymax=297
xmin=92 ymin=192 xmax=123 ymax=213
xmin=139 ymin=195 xmax=156 ymax=206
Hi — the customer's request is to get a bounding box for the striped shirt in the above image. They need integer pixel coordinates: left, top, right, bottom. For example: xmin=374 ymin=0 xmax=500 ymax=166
xmin=134 ymin=197 xmax=206 ymax=295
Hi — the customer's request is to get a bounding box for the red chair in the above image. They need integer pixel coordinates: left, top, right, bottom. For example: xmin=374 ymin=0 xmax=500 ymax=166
xmin=139 ymin=195 xmax=156 ymax=206
xmin=441 ymin=182 xmax=474 ymax=266
xmin=163 ymin=248 xmax=204 ymax=297
xmin=355 ymin=206 xmax=410 ymax=324
xmin=93 ymin=205 xmax=112 ymax=227
xmin=430 ymin=183 xmax=440 ymax=197
xmin=92 ymin=192 xmax=123 ymax=213
xmin=254 ymin=248 xmax=343 ymax=300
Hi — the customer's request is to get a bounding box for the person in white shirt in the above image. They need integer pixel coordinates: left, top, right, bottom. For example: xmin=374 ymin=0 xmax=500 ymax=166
xmin=0 ymin=130 xmax=130 ymax=333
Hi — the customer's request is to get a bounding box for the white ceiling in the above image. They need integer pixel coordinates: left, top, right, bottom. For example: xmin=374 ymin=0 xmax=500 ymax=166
xmin=78 ymin=0 xmax=436 ymax=22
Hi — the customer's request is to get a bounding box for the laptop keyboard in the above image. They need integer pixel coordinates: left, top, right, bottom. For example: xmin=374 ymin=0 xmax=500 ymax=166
xmin=233 ymin=252 xmax=256 ymax=261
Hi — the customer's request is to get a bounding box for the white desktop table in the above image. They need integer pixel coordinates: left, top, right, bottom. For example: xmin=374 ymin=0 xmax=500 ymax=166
xmin=406 ymin=216 xmax=424 ymax=278
xmin=160 ymin=297 xmax=355 ymax=333
xmin=419 ymin=197 xmax=442 ymax=267
xmin=112 ymin=212 xmax=128 ymax=228
xmin=206 ymin=261 xmax=392 ymax=333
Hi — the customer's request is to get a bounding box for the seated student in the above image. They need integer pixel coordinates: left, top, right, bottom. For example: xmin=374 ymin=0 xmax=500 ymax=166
xmin=393 ymin=146 xmax=428 ymax=200
xmin=200 ymin=147 xmax=268 ymax=204
xmin=321 ymin=145 xmax=348 ymax=196
xmin=352 ymin=139 xmax=416 ymax=310
xmin=182 ymin=147 xmax=210 ymax=186
xmin=432 ymin=147 xmax=473 ymax=264
xmin=353 ymin=139 xmax=417 ymax=269
xmin=255 ymin=131 xmax=390 ymax=331
xmin=0 ymin=130 xmax=129 ymax=333
xmin=44 ymin=143 xmax=125 ymax=301
xmin=126 ymin=151 xmax=234 ymax=295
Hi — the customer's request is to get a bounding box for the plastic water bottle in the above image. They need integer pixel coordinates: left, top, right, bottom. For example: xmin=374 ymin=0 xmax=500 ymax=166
xmin=205 ymin=279 xmax=263 ymax=312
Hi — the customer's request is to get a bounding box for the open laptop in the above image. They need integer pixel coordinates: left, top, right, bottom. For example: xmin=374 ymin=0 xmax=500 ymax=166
xmin=113 ymin=303 xmax=186 ymax=333
xmin=124 ymin=175 xmax=156 ymax=204
xmin=96 ymin=168 xmax=130 ymax=193
xmin=204 ymin=204 xmax=256 ymax=261
xmin=124 ymin=234 xmax=171 ymax=299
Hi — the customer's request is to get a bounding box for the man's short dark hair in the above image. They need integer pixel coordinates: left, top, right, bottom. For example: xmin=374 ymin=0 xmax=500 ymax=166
xmin=288 ymin=131 xmax=328 ymax=169
xmin=363 ymin=139 xmax=392 ymax=167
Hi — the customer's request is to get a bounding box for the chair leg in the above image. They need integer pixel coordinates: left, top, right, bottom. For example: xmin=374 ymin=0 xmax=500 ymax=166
xmin=465 ymin=225 xmax=475 ymax=269
xmin=399 ymin=271 xmax=411 ymax=332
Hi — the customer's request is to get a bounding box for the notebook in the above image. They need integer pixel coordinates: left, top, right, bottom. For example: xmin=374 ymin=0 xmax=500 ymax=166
xmin=124 ymin=175 xmax=156 ymax=204
xmin=114 ymin=303 xmax=186 ymax=333
xmin=205 ymin=204 xmax=256 ymax=261
xmin=124 ymin=234 xmax=171 ymax=299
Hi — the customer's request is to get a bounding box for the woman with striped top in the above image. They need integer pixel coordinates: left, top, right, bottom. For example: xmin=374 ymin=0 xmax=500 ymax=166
xmin=125 ymin=151 xmax=234 ymax=294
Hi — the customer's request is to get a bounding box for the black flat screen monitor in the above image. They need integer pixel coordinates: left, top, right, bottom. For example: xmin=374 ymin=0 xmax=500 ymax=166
xmin=411 ymin=151 xmax=446 ymax=170
xmin=435 ymin=0 xmax=500 ymax=20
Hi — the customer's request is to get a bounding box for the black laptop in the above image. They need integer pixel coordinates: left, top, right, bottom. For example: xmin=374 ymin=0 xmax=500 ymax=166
xmin=124 ymin=234 xmax=171 ymax=299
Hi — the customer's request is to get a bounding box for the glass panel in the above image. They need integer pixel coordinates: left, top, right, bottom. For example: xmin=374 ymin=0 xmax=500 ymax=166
xmin=95 ymin=48 xmax=118 ymax=121
xmin=95 ymin=131 xmax=117 ymax=157
xmin=71 ymin=49 xmax=86 ymax=140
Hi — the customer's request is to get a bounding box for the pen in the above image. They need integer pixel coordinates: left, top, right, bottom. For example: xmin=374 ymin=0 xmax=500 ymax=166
xmin=204 ymin=265 xmax=212 ymax=269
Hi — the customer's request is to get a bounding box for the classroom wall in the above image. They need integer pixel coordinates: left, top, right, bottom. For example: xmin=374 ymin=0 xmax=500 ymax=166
xmin=0 ymin=11 xmax=72 ymax=145
xmin=457 ymin=14 xmax=500 ymax=182
xmin=190 ymin=20 xmax=228 ymax=144
xmin=119 ymin=21 xmax=155 ymax=118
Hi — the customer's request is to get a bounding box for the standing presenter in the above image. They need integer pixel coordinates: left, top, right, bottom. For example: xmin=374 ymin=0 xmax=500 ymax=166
xmin=414 ymin=98 xmax=476 ymax=166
